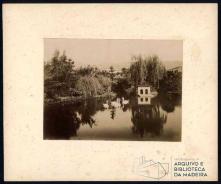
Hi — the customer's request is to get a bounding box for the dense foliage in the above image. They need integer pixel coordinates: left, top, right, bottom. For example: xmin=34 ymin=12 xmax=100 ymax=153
xmin=44 ymin=51 xmax=182 ymax=101
xmin=45 ymin=50 xmax=75 ymax=82
xmin=75 ymin=75 xmax=111 ymax=97
xmin=160 ymin=71 xmax=182 ymax=93
xmin=129 ymin=55 xmax=167 ymax=89
xmin=44 ymin=51 xmax=112 ymax=99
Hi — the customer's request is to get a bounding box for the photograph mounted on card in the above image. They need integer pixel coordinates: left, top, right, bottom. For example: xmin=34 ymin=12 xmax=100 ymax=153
xmin=44 ymin=39 xmax=182 ymax=141
xmin=3 ymin=4 xmax=217 ymax=181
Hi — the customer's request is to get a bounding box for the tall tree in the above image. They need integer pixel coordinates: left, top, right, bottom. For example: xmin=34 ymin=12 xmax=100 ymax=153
xmin=110 ymin=66 xmax=114 ymax=73
xmin=130 ymin=55 xmax=166 ymax=89
xmin=109 ymin=66 xmax=114 ymax=81
xmin=49 ymin=50 xmax=75 ymax=83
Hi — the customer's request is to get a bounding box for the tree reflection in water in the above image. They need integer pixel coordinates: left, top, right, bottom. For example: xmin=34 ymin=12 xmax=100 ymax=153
xmin=131 ymin=97 xmax=167 ymax=138
xmin=44 ymin=93 xmax=180 ymax=140
xmin=77 ymin=99 xmax=98 ymax=127
xmin=44 ymin=98 xmax=100 ymax=139
xmin=110 ymin=108 xmax=116 ymax=120
xmin=159 ymin=93 xmax=181 ymax=113
xmin=44 ymin=105 xmax=81 ymax=139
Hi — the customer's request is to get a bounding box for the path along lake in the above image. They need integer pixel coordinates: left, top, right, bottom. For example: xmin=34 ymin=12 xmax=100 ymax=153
xmin=44 ymin=93 xmax=181 ymax=141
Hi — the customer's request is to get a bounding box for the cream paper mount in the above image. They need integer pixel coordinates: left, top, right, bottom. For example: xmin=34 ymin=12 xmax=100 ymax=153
xmin=3 ymin=4 xmax=218 ymax=181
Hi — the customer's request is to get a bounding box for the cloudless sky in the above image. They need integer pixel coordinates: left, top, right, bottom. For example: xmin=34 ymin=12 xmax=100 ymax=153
xmin=44 ymin=39 xmax=182 ymax=70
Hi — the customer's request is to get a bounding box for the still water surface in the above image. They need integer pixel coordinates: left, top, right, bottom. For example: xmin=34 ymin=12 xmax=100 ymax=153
xmin=44 ymin=94 xmax=181 ymax=141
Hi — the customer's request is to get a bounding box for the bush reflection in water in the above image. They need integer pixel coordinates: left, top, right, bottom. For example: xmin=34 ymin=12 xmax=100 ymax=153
xmin=44 ymin=93 xmax=181 ymax=140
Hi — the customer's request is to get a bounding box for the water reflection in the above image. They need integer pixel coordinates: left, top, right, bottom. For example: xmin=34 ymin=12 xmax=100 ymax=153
xmin=138 ymin=96 xmax=152 ymax=105
xmin=110 ymin=108 xmax=116 ymax=120
xmin=44 ymin=93 xmax=181 ymax=141
xmin=159 ymin=93 xmax=181 ymax=112
xmin=131 ymin=102 xmax=167 ymax=138
xmin=44 ymin=105 xmax=81 ymax=139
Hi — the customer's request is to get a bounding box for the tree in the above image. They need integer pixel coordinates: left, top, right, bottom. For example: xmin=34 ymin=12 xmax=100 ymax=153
xmin=77 ymin=65 xmax=98 ymax=76
xmin=121 ymin=67 xmax=129 ymax=78
xmin=129 ymin=55 xmax=166 ymax=89
xmin=44 ymin=50 xmax=75 ymax=98
xmin=160 ymin=71 xmax=182 ymax=93
xmin=49 ymin=50 xmax=75 ymax=83
xmin=110 ymin=66 xmax=114 ymax=73
xmin=109 ymin=66 xmax=114 ymax=81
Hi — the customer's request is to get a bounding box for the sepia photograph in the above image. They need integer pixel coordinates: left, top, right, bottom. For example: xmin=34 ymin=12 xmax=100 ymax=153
xmin=4 ymin=4 xmax=217 ymax=181
xmin=44 ymin=39 xmax=182 ymax=141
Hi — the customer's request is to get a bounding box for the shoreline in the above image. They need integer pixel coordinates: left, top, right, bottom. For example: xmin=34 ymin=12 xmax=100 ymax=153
xmin=44 ymin=92 xmax=117 ymax=105
xmin=44 ymin=90 xmax=181 ymax=106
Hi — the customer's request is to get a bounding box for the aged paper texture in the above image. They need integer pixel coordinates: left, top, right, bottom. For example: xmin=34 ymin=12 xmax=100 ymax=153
xmin=3 ymin=3 xmax=217 ymax=181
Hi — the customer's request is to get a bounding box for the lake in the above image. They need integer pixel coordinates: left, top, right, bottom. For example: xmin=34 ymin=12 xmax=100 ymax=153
xmin=44 ymin=93 xmax=181 ymax=141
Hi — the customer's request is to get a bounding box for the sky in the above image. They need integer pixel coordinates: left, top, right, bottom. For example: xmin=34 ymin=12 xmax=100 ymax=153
xmin=44 ymin=39 xmax=182 ymax=70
